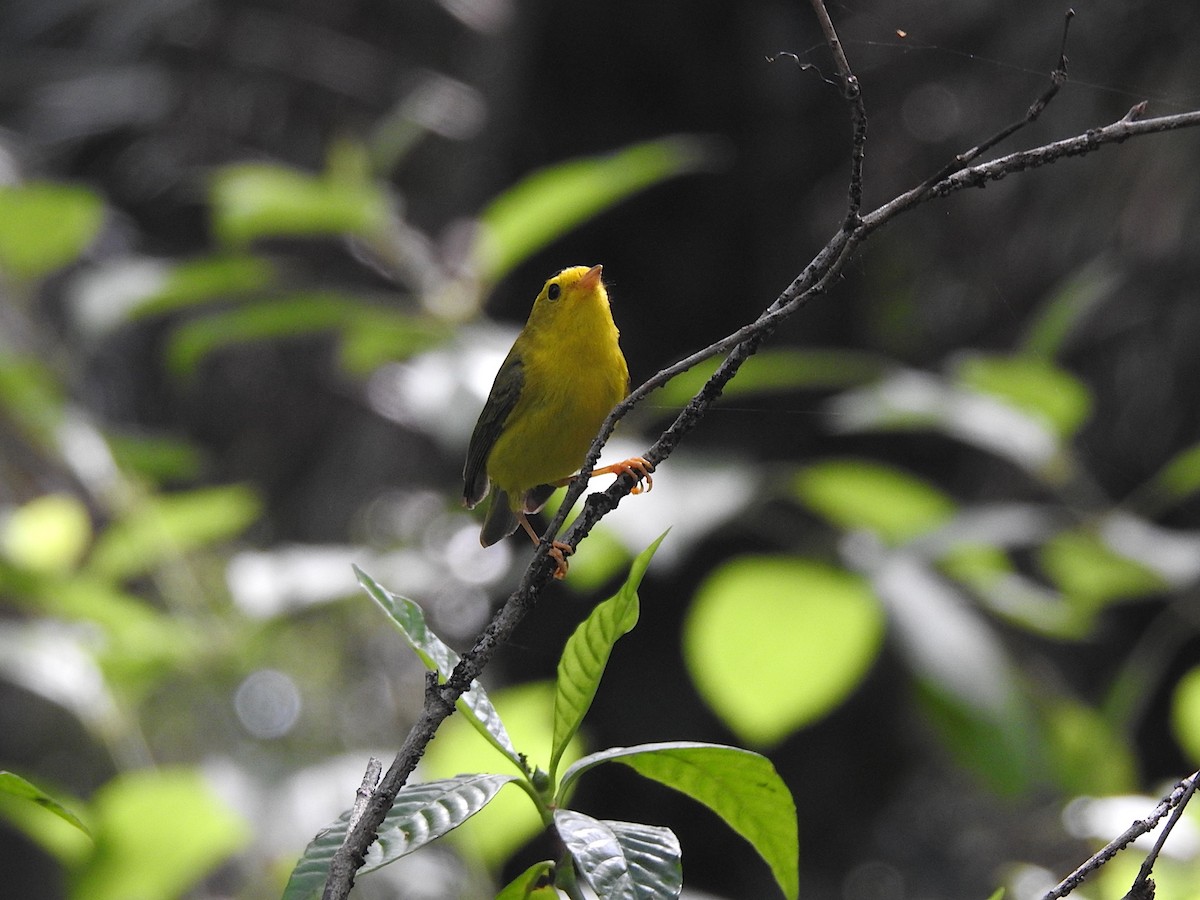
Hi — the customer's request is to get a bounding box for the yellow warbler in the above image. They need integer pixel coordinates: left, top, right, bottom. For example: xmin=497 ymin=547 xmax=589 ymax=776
xmin=463 ymin=264 xmax=652 ymax=578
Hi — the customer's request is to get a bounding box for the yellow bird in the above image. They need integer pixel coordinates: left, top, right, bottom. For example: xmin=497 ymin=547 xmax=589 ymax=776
xmin=463 ymin=264 xmax=652 ymax=578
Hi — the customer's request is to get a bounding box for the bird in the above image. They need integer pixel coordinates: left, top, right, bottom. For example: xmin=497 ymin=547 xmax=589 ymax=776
xmin=462 ymin=264 xmax=653 ymax=578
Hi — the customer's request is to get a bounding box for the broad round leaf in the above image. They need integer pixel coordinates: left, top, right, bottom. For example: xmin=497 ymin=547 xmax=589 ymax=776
xmin=683 ymin=556 xmax=884 ymax=744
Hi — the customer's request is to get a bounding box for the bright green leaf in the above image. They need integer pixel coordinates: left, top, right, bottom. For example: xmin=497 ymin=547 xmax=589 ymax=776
xmin=0 ymin=771 xmax=90 ymax=836
xmin=683 ymin=557 xmax=884 ymax=745
xmin=355 ymin=565 xmax=521 ymax=768
xmin=555 ymin=810 xmax=682 ymax=900
xmin=135 ymin=255 xmax=276 ymax=317
xmin=560 ymin=742 xmax=798 ymax=900
xmin=0 ymin=182 xmax=104 ymax=279
xmin=654 ymin=349 xmax=888 ymax=409
xmin=496 ymin=860 xmax=559 ymax=900
xmin=69 ymin=768 xmax=246 ymax=900
xmin=1171 ymin=666 xmax=1200 ymax=765
xmin=475 ymin=136 xmax=714 ymax=284
xmin=954 ymin=353 xmax=1091 ymax=439
xmin=1 ymin=493 xmax=92 ymax=573
xmin=284 ymin=774 xmax=517 ymax=900
xmin=1039 ymin=528 xmax=1165 ymax=613
xmin=551 ymin=531 xmax=667 ymax=778
xmin=794 ymin=459 xmax=956 ymax=544
xmin=87 ymin=484 xmax=261 ymax=580
xmin=211 ymin=163 xmax=388 ymax=246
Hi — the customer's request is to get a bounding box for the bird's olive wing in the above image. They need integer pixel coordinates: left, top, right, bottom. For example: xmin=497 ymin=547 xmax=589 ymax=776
xmin=462 ymin=353 xmax=524 ymax=508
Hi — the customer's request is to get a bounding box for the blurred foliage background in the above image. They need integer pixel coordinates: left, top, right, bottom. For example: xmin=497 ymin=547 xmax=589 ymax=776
xmin=3 ymin=0 xmax=1200 ymax=898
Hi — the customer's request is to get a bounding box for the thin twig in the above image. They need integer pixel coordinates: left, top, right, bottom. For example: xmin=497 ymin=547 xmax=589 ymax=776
xmin=1041 ymin=771 xmax=1200 ymax=900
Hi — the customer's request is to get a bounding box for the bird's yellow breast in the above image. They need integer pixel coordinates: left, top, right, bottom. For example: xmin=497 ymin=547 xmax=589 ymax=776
xmin=486 ymin=276 xmax=628 ymax=501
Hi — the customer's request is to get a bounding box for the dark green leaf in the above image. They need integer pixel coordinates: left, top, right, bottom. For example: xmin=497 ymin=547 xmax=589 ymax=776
xmin=555 ymin=809 xmax=682 ymax=900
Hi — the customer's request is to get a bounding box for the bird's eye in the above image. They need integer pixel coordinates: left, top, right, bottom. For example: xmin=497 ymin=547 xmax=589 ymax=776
xmin=547 ymin=283 xmax=562 ymax=301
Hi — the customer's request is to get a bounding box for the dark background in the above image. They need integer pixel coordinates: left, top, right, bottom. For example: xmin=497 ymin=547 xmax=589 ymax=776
xmin=3 ymin=0 xmax=1200 ymax=898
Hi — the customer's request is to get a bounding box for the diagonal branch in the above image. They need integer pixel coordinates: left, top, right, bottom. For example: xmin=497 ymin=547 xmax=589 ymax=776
xmin=318 ymin=5 xmax=1200 ymax=898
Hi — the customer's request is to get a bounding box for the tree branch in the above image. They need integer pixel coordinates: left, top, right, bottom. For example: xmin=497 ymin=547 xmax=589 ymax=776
xmin=319 ymin=4 xmax=1200 ymax=897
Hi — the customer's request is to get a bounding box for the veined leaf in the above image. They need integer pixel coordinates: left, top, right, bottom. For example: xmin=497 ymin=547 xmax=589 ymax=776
xmin=555 ymin=809 xmax=682 ymax=900
xmin=551 ymin=531 xmax=668 ymax=779
xmin=283 ymin=774 xmax=516 ymax=900
xmin=560 ymin=742 xmax=798 ymax=900
xmin=355 ymin=566 xmax=521 ymax=769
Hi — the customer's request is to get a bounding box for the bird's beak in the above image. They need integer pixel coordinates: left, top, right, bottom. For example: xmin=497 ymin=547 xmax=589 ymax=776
xmin=578 ymin=264 xmax=604 ymax=292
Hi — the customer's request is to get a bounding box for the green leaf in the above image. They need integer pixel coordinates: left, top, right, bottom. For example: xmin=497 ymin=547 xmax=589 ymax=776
xmin=1039 ymin=528 xmax=1166 ymax=613
xmin=1019 ymin=262 xmax=1115 ymax=359
xmin=164 ymin=292 xmax=447 ymax=376
xmin=0 ymin=355 xmax=65 ymax=447
xmin=69 ymin=768 xmax=246 ymax=900
xmin=794 ymin=459 xmax=956 ymax=544
xmin=355 ymin=565 xmax=522 ymax=769
xmin=496 ymin=861 xmax=559 ymax=900
xmin=953 ymin=353 xmax=1091 ymax=439
xmin=1 ymin=493 xmax=92 ymax=573
xmin=422 ymin=681 xmax=577 ymax=868
xmin=683 ymin=556 xmax=884 ymax=745
xmin=284 ymin=774 xmax=517 ymax=900
xmin=1041 ymin=700 xmax=1136 ymax=795
xmin=551 ymin=531 xmax=667 ymax=778
xmin=0 ymin=771 xmax=90 ymax=836
xmin=1170 ymin=666 xmax=1200 ymax=765
xmin=0 ymin=182 xmax=104 ymax=279
xmin=211 ymin=162 xmax=388 ymax=246
xmin=1146 ymin=441 xmax=1200 ymax=506
xmin=87 ymin=485 xmax=261 ymax=580
xmin=560 ymin=742 xmax=798 ymax=900
xmin=555 ymin=810 xmax=682 ymax=900
xmin=107 ymin=432 xmax=203 ymax=483
xmin=475 ymin=136 xmax=714 ymax=283
xmin=136 ymin=255 xmax=276 ymax=317
xmin=653 ymin=349 xmax=888 ymax=409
